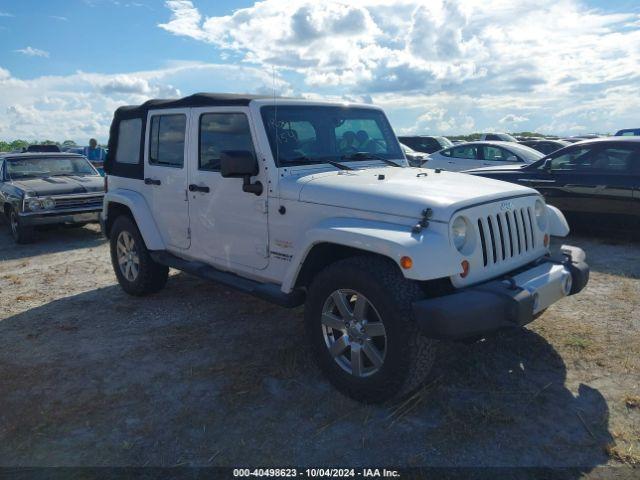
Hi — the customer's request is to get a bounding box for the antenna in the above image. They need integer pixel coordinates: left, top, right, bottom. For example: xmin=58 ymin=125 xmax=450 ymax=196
xmin=273 ymin=65 xmax=278 ymax=165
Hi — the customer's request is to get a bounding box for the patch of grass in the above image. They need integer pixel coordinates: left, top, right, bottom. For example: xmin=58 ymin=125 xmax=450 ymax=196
xmin=624 ymin=395 xmax=640 ymax=409
xmin=1 ymin=274 xmax=22 ymax=285
xmin=564 ymin=334 xmax=593 ymax=350
xmin=605 ymin=443 xmax=640 ymax=466
xmin=15 ymin=294 xmax=36 ymax=302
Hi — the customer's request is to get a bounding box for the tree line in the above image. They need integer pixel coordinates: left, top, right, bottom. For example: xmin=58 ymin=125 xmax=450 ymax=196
xmin=0 ymin=140 xmax=86 ymax=152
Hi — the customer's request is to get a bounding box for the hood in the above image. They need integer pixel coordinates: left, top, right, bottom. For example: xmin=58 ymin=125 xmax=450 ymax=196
xmin=463 ymin=164 xmax=527 ymax=174
xmin=11 ymin=175 xmax=105 ymax=196
xmin=280 ymin=165 xmax=536 ymax=221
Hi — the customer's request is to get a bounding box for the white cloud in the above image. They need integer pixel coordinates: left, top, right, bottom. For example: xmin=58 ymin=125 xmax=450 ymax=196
xmin=159 ymin=0 xmax=640 ymax=135
xmin=0 ymin=63 xmax=290 ymax=143
xmin=0 ymin=11 xmax=13 ymax=17
xmin=51 ymin=15 xmax=69 ymax=21
xmin=500 ymin=114 xmax=529 ymax=124
xmin=14 ymin=47 xmax=50 ymax=58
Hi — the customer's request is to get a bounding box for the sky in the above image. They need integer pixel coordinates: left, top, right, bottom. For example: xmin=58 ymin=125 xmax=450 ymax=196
xmin=0 ymin=0 xmax=639 ymax=143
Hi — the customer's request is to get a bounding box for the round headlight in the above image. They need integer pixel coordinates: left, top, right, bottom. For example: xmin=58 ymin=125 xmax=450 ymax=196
xmin=27 ymin=198 xmax=42 ymax=211
xmin=451 ymin=216 xmax=468 ymax=252
xmin=535 ymin=199 xmax=547 ymax=229
xmin=42 ymin=198 xmax=55 ymax=210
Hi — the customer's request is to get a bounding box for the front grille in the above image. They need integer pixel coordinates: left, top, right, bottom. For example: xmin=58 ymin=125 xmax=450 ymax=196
xmin=477 ymin=207 xmax=536 ymax=266
xmin=53 ymin=195 xmax=103 ymax=210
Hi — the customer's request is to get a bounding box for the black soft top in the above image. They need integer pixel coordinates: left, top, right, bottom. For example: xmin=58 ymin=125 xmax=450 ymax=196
xmin=105 ymin=93 xmax=273 ymax=178
xmin=113 ymin=93 xmax=271 ymax=119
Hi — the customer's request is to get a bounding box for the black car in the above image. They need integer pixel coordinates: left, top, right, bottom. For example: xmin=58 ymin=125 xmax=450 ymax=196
xmin=398 ymin=135 xmax=453 ymax=154
xmin=615 ymin=128 xmax=640 ymax=136
xmin=1 ymin=153 xmax=105 ymax=243
xmin=464 ymin=137 xmax=640 ymax=231
xmin=519 ymin=139 xmax=570 ymax=155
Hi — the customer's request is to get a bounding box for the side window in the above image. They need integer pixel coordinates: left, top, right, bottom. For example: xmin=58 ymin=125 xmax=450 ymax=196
xmin=548 ymin=147 xmax=593 ymax=171
xmin=588 ymin=147 xmax=636 ymax=173
xmin=485 ymin=134 xmax=499 ymax=141
xmin=115 ymin=118 xmax=142 ymax=164
xmin=440 ymin=148 xmax=451 ymax=157
xmin=149 ymin=114 xmax=186 ymax=168
xmin=483 ymin=145 xmax=511 ymax=161
xmin=199 ymin=113 xmax=255 ymax=171
xmin=450 ymin=145 xmax=477 ymax=159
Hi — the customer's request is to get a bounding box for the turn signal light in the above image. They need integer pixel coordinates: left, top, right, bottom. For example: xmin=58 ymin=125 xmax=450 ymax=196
xmin=400 ymin=256 xmax=413 ymax=269
xmin=544 ymin=234 xmax=550 ymax=247
xmin=460 ymin=260 xmax=470 ymax=278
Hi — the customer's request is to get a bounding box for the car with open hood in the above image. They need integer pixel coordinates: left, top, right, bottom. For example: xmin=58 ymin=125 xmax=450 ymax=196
xmin=100 ymin=93 xmax=589 ymax=403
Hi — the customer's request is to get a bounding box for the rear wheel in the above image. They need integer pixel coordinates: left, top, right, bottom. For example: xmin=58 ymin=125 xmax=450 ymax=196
xmin=8 ymin=208 xmax=34 ymax=244
xmin=305 ymin=256 xmax=436 ymax=403
xmin=110 ymin=215 xmax=168 ymax=296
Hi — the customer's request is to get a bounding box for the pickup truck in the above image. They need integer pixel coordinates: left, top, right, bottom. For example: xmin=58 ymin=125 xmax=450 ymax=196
xmin=100 ymin=93 xmax=589 ymax=403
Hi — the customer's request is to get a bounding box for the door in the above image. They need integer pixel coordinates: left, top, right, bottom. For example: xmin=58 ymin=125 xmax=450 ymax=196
xmin=435 ymin=144 xmax=479 ymax=171
xmin=187 ymin=108 xmax=269 ymax=270
xmin=144 ymin=110 xmax=190 ymax=250
xmin=536 ymin=144 xmax=637 ymax=223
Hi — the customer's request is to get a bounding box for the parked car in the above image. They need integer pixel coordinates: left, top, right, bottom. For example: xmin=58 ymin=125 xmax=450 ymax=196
xmin=479 ymin=133 xmax=517 ymax=142
xmin=0 ymin=152 xmax=105 ymax=243
xmin=101 ymin=93 xmax=588 ymax=403
xmin=398 ymin=135 xmax=453 ymax=154
xmin=519 ymin=139 xmax=570 ymax=155
xmin=615 ymin=128 xmax=640 ymax=136
xmin=559 ymin=138 xmax=584 ymax=144
xmin=463 ymin=137 xmax=640 ymax=231
xmin=424 ymin=141 xmax=544 ymax=171
xmin=400 ymin=143 xmax=427 ymax=167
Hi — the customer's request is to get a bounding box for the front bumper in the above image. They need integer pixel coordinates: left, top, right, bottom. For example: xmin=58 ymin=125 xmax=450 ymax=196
xmin=18 ymin=208 xmax=101 ymax=227
xmin=413 ymin=245 xmax=589 ymax=340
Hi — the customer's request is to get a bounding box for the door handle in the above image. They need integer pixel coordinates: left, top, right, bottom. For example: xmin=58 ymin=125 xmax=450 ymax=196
xmin=144 ymin=178 xmax=161 ymax=186
xmin=188 ymin=184 xmax=210 ymax=193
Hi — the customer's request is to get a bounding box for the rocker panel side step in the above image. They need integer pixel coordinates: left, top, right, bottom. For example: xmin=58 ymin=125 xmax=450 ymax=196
xmin=150 ymin=251 xmax=305 ymax=308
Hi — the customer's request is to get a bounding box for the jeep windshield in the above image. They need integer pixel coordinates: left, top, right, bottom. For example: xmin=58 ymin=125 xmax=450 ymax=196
xmin=5 ymin=156 xmax=97 ymax=180
xmin=260 ymin=106 xmax=404 ymax=167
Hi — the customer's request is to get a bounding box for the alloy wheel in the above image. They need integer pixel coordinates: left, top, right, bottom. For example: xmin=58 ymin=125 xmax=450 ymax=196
xmin=321 ymin=289 xmax=387 ymax=377
xmin=116 ymin=230 xmax=140 ymax=282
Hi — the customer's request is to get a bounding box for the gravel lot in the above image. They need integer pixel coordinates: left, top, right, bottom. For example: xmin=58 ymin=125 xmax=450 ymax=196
xmin=0 ymin=222 xmax=638 ymax=471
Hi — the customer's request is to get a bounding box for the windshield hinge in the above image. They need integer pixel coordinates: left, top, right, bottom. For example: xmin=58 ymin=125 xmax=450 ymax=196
xmin=256 ymin=199 xmax=268 ymax=214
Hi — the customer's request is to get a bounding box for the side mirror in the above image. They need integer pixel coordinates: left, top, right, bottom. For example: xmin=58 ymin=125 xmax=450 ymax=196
xmin=220 ymin=150 xmax=263 ymax=195
xmin=220 ymin=150 xmax=258 ymax=178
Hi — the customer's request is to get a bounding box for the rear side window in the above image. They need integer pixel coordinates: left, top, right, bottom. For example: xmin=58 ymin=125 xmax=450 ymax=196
xmin=450 ymin=145 xmax=477 ymax=159
xmin=149 ymin=114 xmax=186 ymax=168
xmin=199 ymin=113 xmax=255 ymax=171
xmin=115 ymin=118 xmax=142 ymax=165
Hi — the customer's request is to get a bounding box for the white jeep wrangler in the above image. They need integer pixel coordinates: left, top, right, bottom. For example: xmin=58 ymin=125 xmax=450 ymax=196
xmin=101 ymin=93 xmax=589 ymax=403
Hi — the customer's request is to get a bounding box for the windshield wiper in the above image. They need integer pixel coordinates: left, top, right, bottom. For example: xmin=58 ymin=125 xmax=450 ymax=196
xmin=283 ymin=155 xmax=354 ymax=171
xmin=341 ymin=152 xmax=402 ymax=167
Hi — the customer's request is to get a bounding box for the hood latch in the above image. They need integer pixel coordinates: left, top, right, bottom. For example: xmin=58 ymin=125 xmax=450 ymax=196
xmin=411 ymin=208 xmax=433 ymax=234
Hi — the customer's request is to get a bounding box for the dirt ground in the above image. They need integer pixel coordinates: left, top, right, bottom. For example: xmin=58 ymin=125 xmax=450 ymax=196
xmin=0 ymin=222 xmax=638 ymax=472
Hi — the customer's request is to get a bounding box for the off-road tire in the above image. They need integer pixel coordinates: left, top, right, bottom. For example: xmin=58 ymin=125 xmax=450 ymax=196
xmin=305 ymin=256 xmax=436 ymax=403
xmin=110 ymin=215 xmax=168 ymax=296
xmin=8 ymin=207 xmax=34 ymax=244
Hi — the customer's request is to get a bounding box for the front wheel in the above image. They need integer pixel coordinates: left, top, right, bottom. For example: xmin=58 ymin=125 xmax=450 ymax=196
xmin=110 ymin=215 xmax=168 ymax=296
xmin=305 ymin=256 xmax=436 ymax=403
xmin=8 ymin=208 xmax=34 ymax=244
